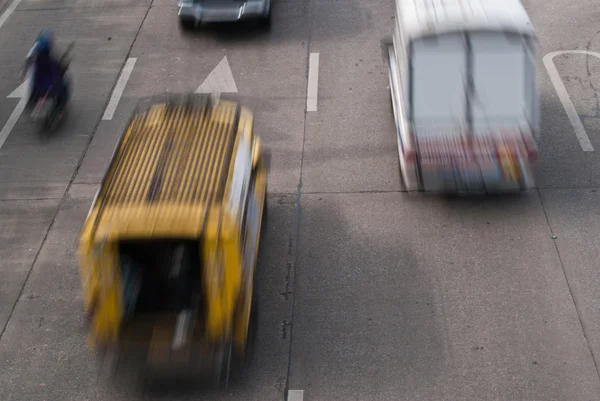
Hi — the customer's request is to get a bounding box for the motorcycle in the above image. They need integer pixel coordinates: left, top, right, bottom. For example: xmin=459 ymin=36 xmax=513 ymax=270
xmin=25 ymin=41 xmax=74 ymax=131
xmin=31 ymin=89 xmax=62 ymax=130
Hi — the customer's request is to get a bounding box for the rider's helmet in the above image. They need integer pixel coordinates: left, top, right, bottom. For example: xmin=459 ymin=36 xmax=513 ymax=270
xmin=37 ymin=28 xmax=54 ymax=57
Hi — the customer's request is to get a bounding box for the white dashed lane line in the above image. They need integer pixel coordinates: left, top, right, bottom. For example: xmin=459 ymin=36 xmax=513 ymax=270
xmin=288 ymin=389 xmax=304 ymax=401
xmin=102 ymin=57 xmax=137 ymax=121
xmin=306 ymin=52 xmax=320 ymax=112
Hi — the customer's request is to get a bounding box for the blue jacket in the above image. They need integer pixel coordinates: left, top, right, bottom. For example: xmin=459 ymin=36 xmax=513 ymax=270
xmin=33 ymin=51 xmax=61 ymax=96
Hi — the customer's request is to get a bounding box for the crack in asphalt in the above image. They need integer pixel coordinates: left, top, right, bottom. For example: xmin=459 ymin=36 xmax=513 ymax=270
xmin=540 ymin=27 xmax=600 ymax=378
xmin=536 ymin=188 xmax=600 ymax=383
xmin=0 ymin=197 xmax=63 ymax=201
xmin=12 ymin=5 xmax=151 ymax=12
xmin=283 ymin=0 xmax=314 ymax=398
xmin=585 ymin=30 xmax=600 ymax=118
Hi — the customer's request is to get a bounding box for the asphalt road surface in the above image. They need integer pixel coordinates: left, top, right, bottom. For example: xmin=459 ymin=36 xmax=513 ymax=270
xmin=1 ymin=0 xmax=600 ymax=400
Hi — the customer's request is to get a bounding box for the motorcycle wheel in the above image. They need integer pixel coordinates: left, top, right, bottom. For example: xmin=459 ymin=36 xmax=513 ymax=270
xmin=43 ymin=104 xmax=60 ymax=132
xmin=42 ymin=114 xmax=53 ymax=131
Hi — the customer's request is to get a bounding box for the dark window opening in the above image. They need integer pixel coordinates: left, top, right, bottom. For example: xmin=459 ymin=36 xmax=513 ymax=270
xmin=118 ymin=239 xmax=203 ymax=321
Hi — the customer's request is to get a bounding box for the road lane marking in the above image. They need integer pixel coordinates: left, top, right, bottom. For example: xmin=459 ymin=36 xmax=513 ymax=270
xmin=0 ymin=78 xmax=29 ymax=150
xmin=306 ymin=52 xmax=319 ymax=112
xmin=102 ymin=57 xmax=136 ymax=120
xmin=287 ymin=389 xmax=304 ymax=401
xmin=196 ymin=56 xmax=238 ymax=104
xmin=0 ymin=91 xmax=27 ymax=150
xmin=543 ymin=50 xmax=599 ymax=152
xmin=0 ymin=0 xmax=22 ymax=31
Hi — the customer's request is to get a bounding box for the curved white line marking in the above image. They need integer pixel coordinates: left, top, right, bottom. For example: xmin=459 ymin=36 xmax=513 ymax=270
xmin=543 ymin=50 xmax=600 ymax=152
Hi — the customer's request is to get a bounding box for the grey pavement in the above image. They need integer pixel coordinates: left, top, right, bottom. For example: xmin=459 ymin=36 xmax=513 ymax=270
xmin=1 ymin=0 xmax=600 ymax=400
xmin=290 ymin=192 xmax=600 ymax=401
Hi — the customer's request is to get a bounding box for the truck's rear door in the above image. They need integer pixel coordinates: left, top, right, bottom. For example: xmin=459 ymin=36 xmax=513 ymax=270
xmin=411 ymin=33 xmax=468 ymax=190
xmin=469 ymin=32 xmax=537 ymax=190
xmin=411 ymin=31 xmax=537 ymax=191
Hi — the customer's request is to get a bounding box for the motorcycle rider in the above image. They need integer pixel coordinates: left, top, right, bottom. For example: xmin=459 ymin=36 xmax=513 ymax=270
xmin=24 ymin=29 xmax=70 ymax=109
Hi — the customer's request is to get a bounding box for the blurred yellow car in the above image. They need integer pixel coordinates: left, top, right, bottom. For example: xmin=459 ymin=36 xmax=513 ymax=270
xmin=78 ymin=93 xmax=268 ymax=385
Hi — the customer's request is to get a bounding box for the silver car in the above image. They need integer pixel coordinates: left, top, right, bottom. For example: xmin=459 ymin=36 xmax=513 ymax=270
xmin=178 ymin=0 xmax=271 ymax=28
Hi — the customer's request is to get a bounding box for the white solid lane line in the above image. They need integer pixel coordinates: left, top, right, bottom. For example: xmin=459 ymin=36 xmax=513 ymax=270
xmin=287 ymin=389 xmax=304 ymax=401
xmin=102 ymin=57 xmax=137 ymax=121
xmin=543 ymin=50 xmax=598 ymax=152
xmin=306 ymin=53 xmax=320 ymax=112
xmin=0 ymin=0 xmax=22 ymax=31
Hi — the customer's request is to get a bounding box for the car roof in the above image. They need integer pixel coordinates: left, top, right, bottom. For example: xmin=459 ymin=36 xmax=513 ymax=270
xmin=82 ymin=93 xmax=251 ymax=241
xmin=397 ymin=0 xmax=537 ymax=41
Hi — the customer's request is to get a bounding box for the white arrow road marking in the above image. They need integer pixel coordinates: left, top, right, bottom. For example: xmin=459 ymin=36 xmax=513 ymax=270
xmin=0 ymin=76 xmax=30 ymax=150
xmin=287 ymin=390 xmax=304 ymax=401
xmin=543 ymin=50 xmax=599 ymax=152
xmin=0 ymin=0 xmax=22 ymax=31
xmin=9 ymin=78 xmax=29 ymax=99
xmin=306 ymin=53 xmax=319 ymax=112
xmin=196 ymin=56 xmax=238 ymax=103
xmin=103 ymin=57 xmax=136 ymax=120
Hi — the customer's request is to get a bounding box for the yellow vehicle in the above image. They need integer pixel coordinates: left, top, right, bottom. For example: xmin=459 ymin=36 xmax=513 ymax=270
xmin=77 ymin=94 xmax=268 ymax=384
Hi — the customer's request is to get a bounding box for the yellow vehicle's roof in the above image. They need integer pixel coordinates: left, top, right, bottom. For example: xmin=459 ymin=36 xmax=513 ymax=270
xmin=84 ymin=94 xmax=247 ymax=242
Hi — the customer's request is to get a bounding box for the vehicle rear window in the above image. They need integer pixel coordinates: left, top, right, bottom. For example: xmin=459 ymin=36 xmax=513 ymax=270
xmin=470 ymin=32 xmax=528 ymax=126
xmin=410 ymin=32 xmax=532 ymax=133
xmin=411 ymin=34 xmax=466 ymax=126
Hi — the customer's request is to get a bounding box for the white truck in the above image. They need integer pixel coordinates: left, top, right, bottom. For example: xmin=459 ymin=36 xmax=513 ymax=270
xmin=388 ymin=0 xmax=539 ymax=193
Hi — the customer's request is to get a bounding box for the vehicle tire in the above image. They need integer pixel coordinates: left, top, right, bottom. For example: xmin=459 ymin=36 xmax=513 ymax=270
xmin=244 ymin=288 xmax=259 ymax=368
xmin=260 ymin=195 xmax=268 ymax=235
xmin=179 ymin=17 xmax=196 ymax=31
xmin=214 ymin=341 xmax=233 ymax=389
xmin=42 ymin=117 xmax=51 ymax=131
xmin=45 ymin=103 xmax=63 ymax=132
xmin=398 ymin=162 xmax=407 ymax=191
xmin=229 ymin=291 xmax=259 ymax=379
xmin=258 ymin=2 xmax=271 ymax=29
xmin=43 ymin=110 xmax=55 ymax=131
xmin=231 ymin=236 xmax=261 ymax=375
xmin=215 ymin=295 xmax=258 ymax=387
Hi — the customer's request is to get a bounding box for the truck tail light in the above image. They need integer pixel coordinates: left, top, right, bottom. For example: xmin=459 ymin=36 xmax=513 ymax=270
xmin=405 ymin=132 xmax=415 ymax=162
xmin=525 ymin=139 xmax=538 ymax=161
